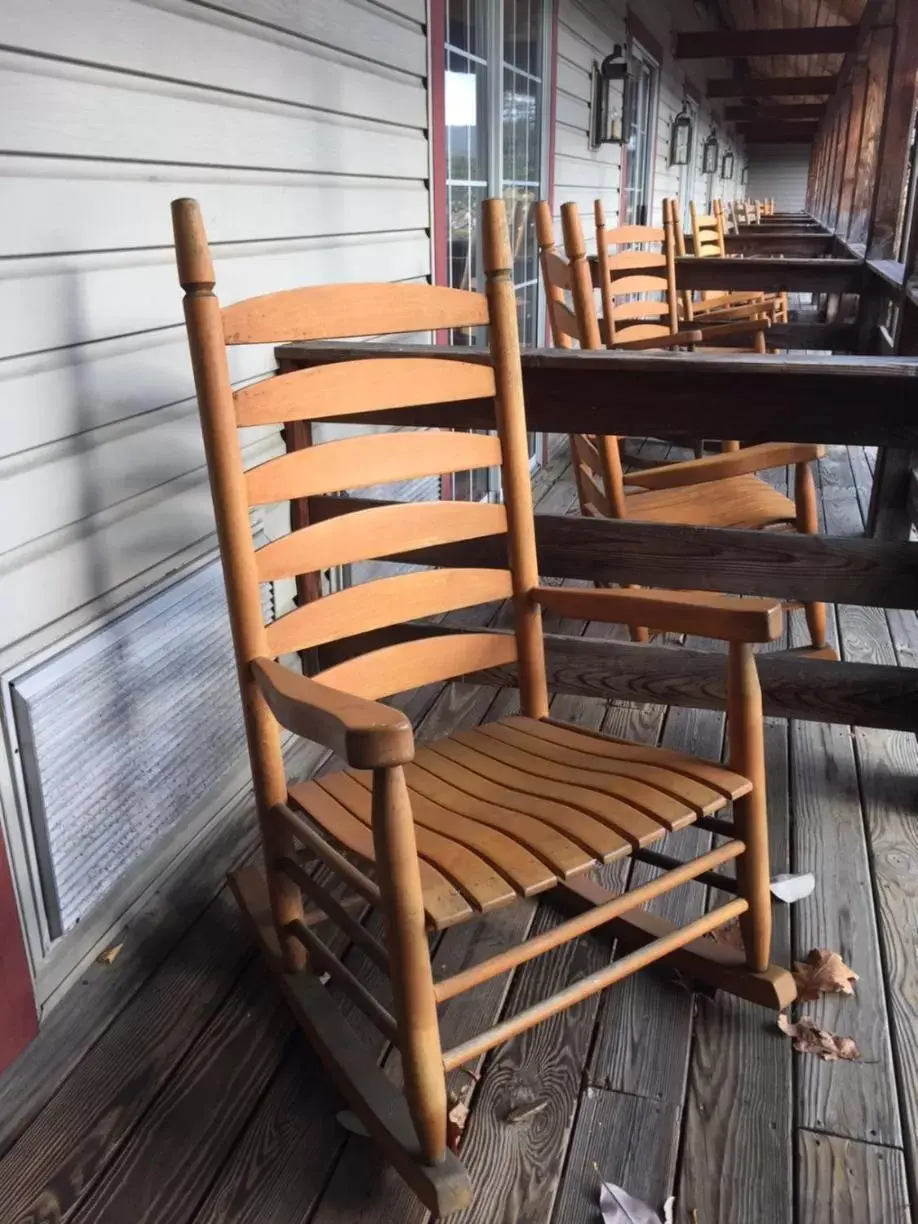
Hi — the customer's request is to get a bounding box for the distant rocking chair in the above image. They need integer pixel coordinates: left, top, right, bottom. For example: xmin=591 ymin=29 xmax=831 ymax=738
xmin=174 ymin=195 xmax=797 ymax=1217
xmin=535 ymin=198 xmax=833 ymax=655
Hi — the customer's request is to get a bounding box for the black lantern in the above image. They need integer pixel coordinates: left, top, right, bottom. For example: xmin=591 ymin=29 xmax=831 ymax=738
xmin=740 ymin=163 xmax=748 ymax=186
xmin=722 ymin=150 xmax=735 ymax=180
xmin=702 ymin=128 xmax=719 ymax=174
xmin=590 ymin=45 xmax=628 ymax=147
xmin=669 ymin=106 xmax=693 ymax=166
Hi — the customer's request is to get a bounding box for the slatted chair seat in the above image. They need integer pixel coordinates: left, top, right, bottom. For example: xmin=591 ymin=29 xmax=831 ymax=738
xmin=288 ymin=714 xmax=749 ymax=929
xmin=624 ymin=473 xmax=797 ymax=529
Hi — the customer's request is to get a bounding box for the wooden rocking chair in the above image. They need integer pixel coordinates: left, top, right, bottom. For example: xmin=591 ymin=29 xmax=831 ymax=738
xmin=686 ymin=200 xmax=789 ymax=325
xmin=173 ymin=195 xmax=796 ymax=1216
xmin=536 ymin=199 xmax=832 ymax=655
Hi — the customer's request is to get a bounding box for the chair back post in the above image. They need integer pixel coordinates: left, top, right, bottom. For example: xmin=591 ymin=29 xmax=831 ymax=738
xmin=590 ymin=199 xmax=615 ymax=346
xmin=534 ymin=201 xmax=572 ymax=349
xmin=171 ymin=198 xmax=306 ymax=970
xmin=662 ymin=202 xmax=680 ymax=335
xmin=482 ymin=199 xmax=549 ymax=720
xmin=665 ymin=198 xmax=694 ymax=324
xmin=689 ymin=200 xmax=703 ymax=256
xmin=562 ymin=203 xmax=603 ymax=349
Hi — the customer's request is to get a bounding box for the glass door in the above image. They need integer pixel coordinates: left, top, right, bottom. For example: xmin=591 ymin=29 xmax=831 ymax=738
xmin=443 ymin=0 xmax=548 ymax=499
xmin=623 ymin=49 xmax=658 ymax=225
xmin=444 ymin=0 xmax=548 ymax=348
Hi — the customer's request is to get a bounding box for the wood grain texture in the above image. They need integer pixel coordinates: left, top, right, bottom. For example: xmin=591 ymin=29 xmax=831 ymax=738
xmin=235 ymin=358 xmax=496 ymax=426
xmin=223 ymin=283 xmax=488 ymax=344
xmin=797 ymin=1132 xmax=911 ymax=1223
xmin=791 ymin=704 xmax=901 ymax=1144
xmin=266 ymin=568 xmax=513 ymax=655
xmin=589 ymin=699 xmax=723 ymax=1102
xmin=246 ymin=429 xmax=502 ymax=505
xmin=277 ymin=342 xmax=918 ymax=444
xmin=69 ymin=958 xmax=292 ymax=1224
xmin=676 ymin=719 xmax=793 ymax=1224
xmin=0 ymin=892 xmax=254 ymax=1223
xmin=191 ymin=1038 xmax=343 ymax=1224
xmin=552 ymin=1090 xmax=681 ymax=1224
xmin=317 ymin=621 xmax=918 ymax=733
xmin=306 ymin=495 xmax=918 ymax=608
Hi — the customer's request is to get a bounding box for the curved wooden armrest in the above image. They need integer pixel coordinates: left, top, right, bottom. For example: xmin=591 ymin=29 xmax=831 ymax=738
xmin=691 ymin=292 xmax=767 ymax=313
xmin=621 ymin=442 xmax=825 ymax=490
xmin=692 ymin=317 xmax=771 ymax=344
xmin=252 ymin=657 xmax=414 ymax=768
xmin=611 ymin=330 xmax=703 ymax=351
xmin=533 ymin=587 xmax=783 ymax=643
xmin=689 ymin=300 xmax=779 ymax=323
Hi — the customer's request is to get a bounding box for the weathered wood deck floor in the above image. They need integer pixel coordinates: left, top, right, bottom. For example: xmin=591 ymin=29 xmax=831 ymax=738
xmin=0 ymin=440 xmax=915 ymax=1224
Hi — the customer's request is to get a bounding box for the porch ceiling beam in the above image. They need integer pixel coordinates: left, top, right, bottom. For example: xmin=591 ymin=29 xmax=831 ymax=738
xmin=677 ymin=25 xmax=858 ymax=59
xmin=743 ymin=132 xmax=818 ymax=144
xmin=318 ymin=625 xmax=918 ymax=733
xmin=707 ymin=75 xmax=838 ymax=97
xmin=725 ymin=103 xmax=826 ymax=121
xmin=305 ymin=498 xmax=918 ymax=608
xmin=734 ymin=120 xmax=820 ymax=140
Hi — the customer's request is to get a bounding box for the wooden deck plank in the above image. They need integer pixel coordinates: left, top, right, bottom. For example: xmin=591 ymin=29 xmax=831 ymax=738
xmin=676 ymin=719 xmax=793 ymax=1224
xmin=70 ymin=958 xmax=292 ymax=1224
xmin=551 ymin=1089 xmax=681 ymax=1224
xmin=797 ymin=1131 xmax=911 ymax=1223
xmin=0 ymin=734 xmax=326 ymax=1162
xmin=0 ymin=890 xmax=255 ymax=1223
xmin=192 ymin=1040 xmax=343 ymax=1224
xmin=789 ymin=575 xmax=902 ymax=1147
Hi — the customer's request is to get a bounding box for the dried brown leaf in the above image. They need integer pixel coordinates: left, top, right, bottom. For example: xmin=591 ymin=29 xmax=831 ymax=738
xmin=447 ymin=1090 xmax=471 ymax=1153
xmin=96 ymin=943 xmax=123 ymax=965
xmin=792 ymin=948 xmax=858 ymax=1002
xmin=708 ymin=915 xmax=745 ymax=950
xmin=777 ymin=1012 xmax=860 ymax=1062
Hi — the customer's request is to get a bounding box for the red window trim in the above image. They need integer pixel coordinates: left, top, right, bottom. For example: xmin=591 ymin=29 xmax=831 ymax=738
xmin=0 ymin=831 xmax=37 ymax=1074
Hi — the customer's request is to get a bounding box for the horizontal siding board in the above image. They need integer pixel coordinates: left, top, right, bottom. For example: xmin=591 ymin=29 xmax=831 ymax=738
xmin=0 ymin=160 xmax=429 ymax=258
xmin=177 ymin=0 xmax=427 ymax=75
xmin=555 ymin=92 xmax=588 ymax=131
xmin=0 ymin=55 xmax=427 ymax=178
xmin=556 ymin=57 xmax=589 ymax=100
xmin=555 ymin=153 xmax=621 ymax=190
xmin=0 ymin=0 xmax=425 ymax=129
xmin=0 ymin=231 xmax=430 ymax=360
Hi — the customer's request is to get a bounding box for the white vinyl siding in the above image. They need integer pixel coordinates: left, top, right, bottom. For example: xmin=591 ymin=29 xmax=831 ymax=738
xmin=747 ymin=145 xmax=811 ymax=212
xmin=0 ymin=0 xmax=430 ymax=655
xmin=554 ymin=0 xmax=740 ymax=235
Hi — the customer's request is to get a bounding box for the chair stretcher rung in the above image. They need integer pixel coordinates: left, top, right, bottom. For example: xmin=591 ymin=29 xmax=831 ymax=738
xmin=275 ymin=802 xmax=381 ymax=906
xmin=279 ymin=855 xmax=389 ymax=972
xmin=630 ymin=847 xmax=740 ymax=895
xmin=287 ymin=918 xmax=399 ymax=1046
xmin=433 ymin=840 xmax=744 ymax=1004
xmin=441 ymin=896 xmax=748 ymax=1071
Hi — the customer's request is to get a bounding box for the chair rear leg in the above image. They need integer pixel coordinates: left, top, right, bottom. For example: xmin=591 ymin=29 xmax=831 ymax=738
xmin=372 ymin=765 xmax=448 ymax=1166
xmin=794 ymin=460 xmax=828 ymax=649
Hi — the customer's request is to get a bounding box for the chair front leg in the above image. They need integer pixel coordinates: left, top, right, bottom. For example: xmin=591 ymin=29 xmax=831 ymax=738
xmin=372 ymin=765 xmax=447 ymax=1166
xmin=794 ymin=460 xmax=828 ymax=649
xmin=727 ymin=642 xmax=771 ymax=973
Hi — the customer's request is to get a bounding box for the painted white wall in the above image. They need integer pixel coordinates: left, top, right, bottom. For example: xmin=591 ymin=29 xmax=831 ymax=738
xmin=553 ymin=0 xmax=743 ymax=237
xmin=0 ymin=0 xmax=430 ymax=656
xmin=747 ymin=144 xmax=812 ymax=211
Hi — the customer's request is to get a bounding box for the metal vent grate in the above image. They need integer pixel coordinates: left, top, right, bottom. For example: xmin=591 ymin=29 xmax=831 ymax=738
xmin=11 ymin=557 xmax=247 ymax=939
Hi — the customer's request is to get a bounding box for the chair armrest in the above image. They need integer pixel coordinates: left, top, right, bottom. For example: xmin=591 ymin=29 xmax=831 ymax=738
xmin=252 ymin=657 xmax=414 ymax=768
xmin=690 ymin=300 xmax=779 ymax=322
xmin=612 ymin=330 xmax=703 ymax=351
xmin=691 ymin=292 xmax=766 ymax=313
xmin=691 ymin=318 xmax=771 ymax=344
xmin=621 ymin=442 xmax=825 ymax=490
xmin=532 ymin=587 xmax=783 ymax=643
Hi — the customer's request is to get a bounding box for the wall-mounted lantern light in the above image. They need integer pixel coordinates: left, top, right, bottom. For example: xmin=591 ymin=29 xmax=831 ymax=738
xmin=702 ymin=128 xmax=720 ymax=174
xmin=669 ymin=106 xmax=693 ymax=166
xmin=740 ymin=163 xmax=748 ymax=186
xmin=590 ymin=45 xmax=628 ymax=148
xmin=722 ymin=150 xmax=735 ymax=180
